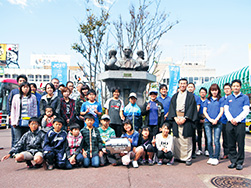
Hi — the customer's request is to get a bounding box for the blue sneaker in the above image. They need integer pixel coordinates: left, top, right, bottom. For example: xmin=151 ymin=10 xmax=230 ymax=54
xmin=157 ymin=160 xmax=163 ymax=166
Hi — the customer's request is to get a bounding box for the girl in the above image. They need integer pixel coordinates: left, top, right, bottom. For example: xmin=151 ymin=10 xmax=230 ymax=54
xmin=203 ymin=83 xmax=224 ymax=166
xmin=75 ymin=85 xmax=90 ymax=129
xmin=121 ymin=119 xmax=142 ymax=168
xmin=60 ymin=87 xmax=75 ymax=130
xmin=41 ymin=106 xmax=56 ymax=133
xmin=11 ymin=82 xmax=37 ymax=146
xmin=137 ymin=127 xmax=155 ymax=165
xmin=40 ymin=83 xmax=61 ymax=117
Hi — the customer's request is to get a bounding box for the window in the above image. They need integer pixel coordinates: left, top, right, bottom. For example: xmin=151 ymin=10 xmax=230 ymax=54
xmin=166 ymin=78 xmax=169 ymax=85
xmin=194 ymin=77 xmax=198 ymax=81
xmin=28 ymin=75 xmax=34 ymax=82
xmin=5 ymin=74 xmax=10 ymax=78
xmin=205 ymin=77 xmax=209 ymax=82
xmin=35 ymin=75 xmax=42 ymax=82
xmin=210 ymin=77 xmax=214 ymax=81
xmin=189 ymin=77 xmax=193 ymax=83
xmin=12 ymin=74 xmax=18 ymax=79
xmin=43 ymin=75 xmax=50 ymax=82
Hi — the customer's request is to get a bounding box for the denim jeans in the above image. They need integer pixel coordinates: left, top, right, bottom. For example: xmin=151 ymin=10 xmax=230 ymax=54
xmin=204 ymin=122 xmax=222 ymax=159
xmin=65 ymin=153 xmax=84 ymax=169
xmin=83 ymin=155 xmax=99 ymax=167
xmin=13 ymin=126 xmax=29 ymax=146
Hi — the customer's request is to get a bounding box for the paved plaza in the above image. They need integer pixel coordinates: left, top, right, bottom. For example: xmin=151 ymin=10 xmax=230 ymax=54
xmin=0 ymin=128 xmax=251 ymax=188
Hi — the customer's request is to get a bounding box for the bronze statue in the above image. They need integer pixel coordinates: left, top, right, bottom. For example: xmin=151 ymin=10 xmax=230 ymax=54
xmin=136 ymin=50 xmax=149 ymax=71
xmin=105 ymin=47 xmax=148 ymax=71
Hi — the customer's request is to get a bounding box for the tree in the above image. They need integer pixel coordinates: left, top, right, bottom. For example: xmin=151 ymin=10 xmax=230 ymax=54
xmin=72 ymin=7 xmax=109 ymax=88
xmin=112 ymin=0 xmax=178 ymax=73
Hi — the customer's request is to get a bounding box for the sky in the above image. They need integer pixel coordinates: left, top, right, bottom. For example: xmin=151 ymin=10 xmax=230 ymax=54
xmin=1 ymin=0 xmax=251 ymax=76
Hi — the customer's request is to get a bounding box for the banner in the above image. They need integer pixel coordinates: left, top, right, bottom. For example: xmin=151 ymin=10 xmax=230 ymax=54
xmin=51 ymin=62 xmax=67 ymax=85
xmin=0 ymin=44 xmax=7 ymax=61
xmin=249 ymin=44 xmax=251 ymax=86
xmin=0 ymin=67 xmax=4 ymax=75
xmin=31 ymin=54 xmax=70 ymax=67
xmin=168 ymin=65 xmax=180 ymax=97
xmin=6 ymin=44 xmax=19 ymax=65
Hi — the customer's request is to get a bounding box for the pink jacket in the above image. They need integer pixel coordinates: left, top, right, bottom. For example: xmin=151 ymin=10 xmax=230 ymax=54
xmin=11 ymin=94 xmax=37 ymax=126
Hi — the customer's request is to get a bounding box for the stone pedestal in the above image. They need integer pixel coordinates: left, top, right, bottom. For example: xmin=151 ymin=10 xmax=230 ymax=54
xmin=98 ymin=70 xmax=156 ymax=108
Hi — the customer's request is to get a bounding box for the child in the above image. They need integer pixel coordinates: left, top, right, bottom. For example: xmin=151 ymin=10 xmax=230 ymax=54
xmin=104 ymin=87 xmax=125 ymax=137
xmin=154 ymin=123 xmax=174 ymax=165
xmin=80 ymin=89 xmax=102 ymax=128
xmin=121 ymin=119 xmax=142 ymax=168
xmin=136 ymin=126 xmax=155 ymax=165
xmin=1 ymin=117 xmax=45 ymax=169
xmin=65 ymin=123 xmax=84 ymax=169
xmin=81 ymin=114 xmax=105 ymax=167
xmin=98 ymin=114 xmax=116 ymax=165
xmin=43 ymin=117 xmax=68 ymax=170
xmin=41 ymin=105 xmax=56 ymax=133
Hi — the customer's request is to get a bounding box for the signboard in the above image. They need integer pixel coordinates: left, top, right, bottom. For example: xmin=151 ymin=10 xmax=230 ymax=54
xmin=0 ymin=44 xmax=19 ymax=67
xmin=0 ymin=67 xmax=4 ymax=75
xmin=31 ymin=54 xmax=70 ymax=67
xmin=168 ymin=65 xmax=180 ymax=97
xmin=249 ymin=44 xmax=251 ymax=86
xmin=51 ymin=62 xmax=67 ymax=85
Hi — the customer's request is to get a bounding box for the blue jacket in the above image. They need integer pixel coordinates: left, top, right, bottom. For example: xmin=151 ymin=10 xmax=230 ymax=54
xmin=43 ymin=129 xmax=67 ymax=155
xmin=124 ymin=102 xmax=142 ymax=130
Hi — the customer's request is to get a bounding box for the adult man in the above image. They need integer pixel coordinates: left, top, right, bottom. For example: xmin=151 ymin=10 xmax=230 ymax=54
xmin=224 ymin=79 xmax=249 ymax=170
xmin=51 ymin=78 xmax=63 ymax=98
xmin=198 ymin=87 xmax=209 ymax=156
xmin=7 ymin=75 xmax=27 ymax=147
xmin=168 ymin=78 xmax=198 ymax=166
xmin=157 ymin=84 xmax=171 ymax=122
xmin=187 ymin=82 xmax=201 ymax=158
xmin=221 ymin=83 xmax=232 ymax=159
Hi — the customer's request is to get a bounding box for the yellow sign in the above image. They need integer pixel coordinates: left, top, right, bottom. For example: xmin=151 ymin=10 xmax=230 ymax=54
xmin=0 ymin=44 xmax=7 ymax=61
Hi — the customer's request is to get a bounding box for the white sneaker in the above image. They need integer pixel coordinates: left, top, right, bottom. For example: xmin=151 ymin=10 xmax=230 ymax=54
xmin=207 ymin=158 xmax=213 ymax=165
xmin=204 ymin=150 xmax=209 ymax=156
xmin=211 ymin=158 xmax=219 ymax=166
xmin=132 ymin=160 xmax=138 ymax=168
xmin=196 ymin=150 xmax=202 ymax=156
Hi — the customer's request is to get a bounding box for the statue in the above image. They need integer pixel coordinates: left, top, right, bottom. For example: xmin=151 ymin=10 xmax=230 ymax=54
xmin=105 ymin=49 xmax=117 ymax=71
xmin=115 ymin=47 xmax=140 ymax=70
xmin=136 ymin=50 xmax=149 ymax=71
xmin=105 ymin=47 xmax=148 ymax=71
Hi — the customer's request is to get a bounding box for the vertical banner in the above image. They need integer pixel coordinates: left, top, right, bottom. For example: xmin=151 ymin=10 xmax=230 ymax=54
xmin=168 ymin=65 xmax=180 ymax=97
xmin=0 ymin=44 xmax=7 ymax=66
xmin=51 ymin=62 xmax=67 ymax=85
xmin=249 ymin=44 xmax=251 ymax=86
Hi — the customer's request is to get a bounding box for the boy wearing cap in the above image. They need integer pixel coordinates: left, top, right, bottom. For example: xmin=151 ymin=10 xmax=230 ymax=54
xmin=65 ymin=123 xmax=84 ymax=169
xmin=43 ymin=117 xmax=68 ymax=170
xmin=1 ymin=117 xmax=45 ymax=169
xmin=80 ymin=89 xmax=102 ymax=128
xmin=81 ymin=114 xmax=105 ymax=167
xmin=124 ymin=92 xmax=142 ymax=131
xmin=141 ymin=88 xmax=164 ymax=137
xmin=98 ymin=114 xmax=116 ymax=165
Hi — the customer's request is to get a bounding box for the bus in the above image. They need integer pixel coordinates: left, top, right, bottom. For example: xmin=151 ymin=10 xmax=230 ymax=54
xmin=0 ymin=79 xmax=19 ymax=128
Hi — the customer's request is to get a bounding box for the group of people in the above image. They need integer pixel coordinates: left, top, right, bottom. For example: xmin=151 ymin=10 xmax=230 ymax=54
xmin=1 ymin=74 xmax=249 ymax=171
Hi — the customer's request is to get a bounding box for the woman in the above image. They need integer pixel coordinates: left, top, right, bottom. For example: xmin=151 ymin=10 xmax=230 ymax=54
xmin=141 ymin=89 xmax=164 ymax=137
xmin=40 ymin=83 xmax=61 ymax=117
xmin=11 ymin=82 xmax=37 ymax=146
xmin=75 ymin=85 xmax=89 ymax=129
xmin=203 ymin=83 xmax=224 ymax=166
xmin=60 ymin=87 xmax=75 ymax=130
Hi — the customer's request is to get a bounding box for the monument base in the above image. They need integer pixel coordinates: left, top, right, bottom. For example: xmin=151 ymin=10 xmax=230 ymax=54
xmin=98 ymin=70 xmax=156 ymax=108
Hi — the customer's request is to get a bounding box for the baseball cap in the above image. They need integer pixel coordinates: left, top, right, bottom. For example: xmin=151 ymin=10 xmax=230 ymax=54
xmin=128 ymin=92 xmax=137 ymax=99
xmin=101 ymin=114 xmax=110 ymax=120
